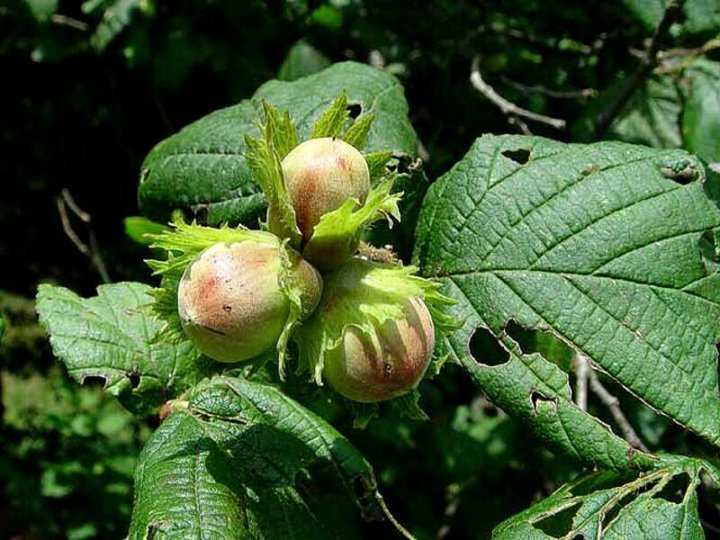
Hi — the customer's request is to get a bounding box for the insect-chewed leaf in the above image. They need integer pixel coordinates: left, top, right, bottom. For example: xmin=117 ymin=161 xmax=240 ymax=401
xmin=36 ymin=282 xmax=215 ymax=415
xmin=415 ymin=134 xmax=720 ymax=463
xmin=493 ymin=455 xmax=713 ymax=540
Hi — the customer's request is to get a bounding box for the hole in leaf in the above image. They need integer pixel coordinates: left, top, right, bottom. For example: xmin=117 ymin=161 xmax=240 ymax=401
xmin=469 ymin=327 xmax=510 ymax=366
xmin=572 ymin=535 xmax=586 ymax=540
xmin=699 ymin=229 xmax=720 ymax=265
xmin=81 ymin=375 xmax=108 ymax=388
xmin=503 ymin=321 xmax=574 ymax=372
xmin=347 ymin=103 xmax=362 ymax=119
xmin=145 ymin=522 xmax=162 ymax=540
xmin=654 ymin=473 xmax=691 ymax=504
xmin=602 ymin=478 xmax=659 ymax=528
xmin=533 ymin=502 xmax=581 ymax=537
xmin=530 ymin=390 xmax=556 ymax=414
xmin=570 ymin=471 xmax=640 ymax=496
xmin=658 ymin=161 xmax=698 ymax=185
xmin=127 ymin=371 xmax=141 ymax=389
xmin=501 ymin=148 xmax=531 ymax=165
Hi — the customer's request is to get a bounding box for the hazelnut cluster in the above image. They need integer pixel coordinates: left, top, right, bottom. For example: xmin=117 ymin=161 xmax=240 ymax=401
xmin=159 ymin=100 xmax=452 ymax=403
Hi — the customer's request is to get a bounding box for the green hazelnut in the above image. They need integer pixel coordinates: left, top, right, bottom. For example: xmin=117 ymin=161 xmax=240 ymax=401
xmin=177 ymin=240 xmax=321 ymax=363
xmin=324 ymin=296 xmax=435 ymax=403
xmin=280 ymin=137 xmax=370 ymax=242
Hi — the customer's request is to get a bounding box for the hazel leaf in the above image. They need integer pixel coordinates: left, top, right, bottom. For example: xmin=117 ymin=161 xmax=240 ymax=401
xmin=36 ymin=282 xmax=215 ymax=415
xmin=493 ymin=455 xmax=711 ymax=539
xmin=138 ymin=62 xmax=416 ymax=226
xmin=415 ymin=134 xmax=720 ymax=464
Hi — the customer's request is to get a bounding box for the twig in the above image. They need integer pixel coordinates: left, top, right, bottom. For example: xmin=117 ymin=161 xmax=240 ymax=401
xmin=50 ymin=13 xmax=90 ymax=32
xmin=470 ymin=57 xmax=566 ymax=130
xmin=375 ymin=491 xmax=417 ymax=540
xmin=658 ymin=37 xmax=720 ymax=60
xmin=500 ymin=76 xmax=597 ymax=100
xmin=369 ymin=50 xmax=386 ymax=69
xmin=57 ymin=189 xmax=111 ymax=283
xmin=592 ymin=0 xmax=684 ymax=139
xmin=508 ymin=116 xmax=533 ymax=135
xmin=588 ymin=367 xmax=649 ymax=452
xmin=655 ymin=37 xmax=720 ymax=75
xmin=574 ymin=353 xmax=589 ymax=411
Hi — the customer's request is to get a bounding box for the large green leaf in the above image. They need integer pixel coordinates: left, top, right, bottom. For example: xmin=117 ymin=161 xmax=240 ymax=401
xmin=415 ymin=135 xmax=720 ymax=462
xmin=36 ymin=282 xmax=215 ymax=414
xmin=493 ymin=455 xmax=713 ymax=539
xmin=682 ymin=59 xmax=720 ymax=163
xmin=138 ymin=61 xmax=417 ymax=226
xmin=129 ymin=377 xmax=385 ymax=539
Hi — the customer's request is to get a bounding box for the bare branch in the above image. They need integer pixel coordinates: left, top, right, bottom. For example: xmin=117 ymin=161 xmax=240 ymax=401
xmin=655 ymin=36 xmax=720 ymax=75
xmin=500 ymin=76 xmax=597 ymax=100
xmin=592 ymin=0 xmax=685 ymax=139
xmin=470 ymin=57 xmax=566 ymax=130
xmin=574 ymin=353 xmax=589 ymax=411
xmin=50 ymin=13 xmax=90 ymax=32
xmin=508 ymin=116 xmax=533 ymax=135
xmin=587 ymin=365 xmax=649 ymax=452
xmin=61 ymin=188 xmax=91 ymax=222
xmin=57 ymin=190 xmax=111 ymax=284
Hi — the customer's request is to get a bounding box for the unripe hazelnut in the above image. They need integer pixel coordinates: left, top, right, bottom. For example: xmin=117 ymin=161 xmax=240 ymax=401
xmin=323 ymin=297 xmax=435 ymax=403
xmin=280 ymin=137 xmax=370 ymax=241
xmin=177 ymin=241 xmax=321 ymax=363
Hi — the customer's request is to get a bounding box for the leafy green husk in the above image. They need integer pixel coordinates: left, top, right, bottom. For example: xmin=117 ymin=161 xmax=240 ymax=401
xmin=302 ymin=177 xmax=402 ymax=269
xmin=244 ymin=103 xmax=302 ymax=248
